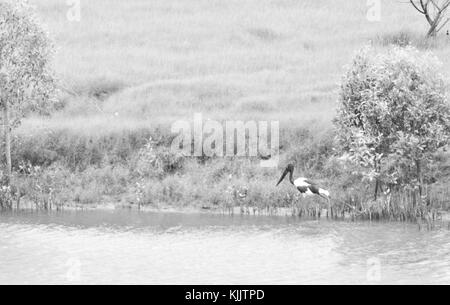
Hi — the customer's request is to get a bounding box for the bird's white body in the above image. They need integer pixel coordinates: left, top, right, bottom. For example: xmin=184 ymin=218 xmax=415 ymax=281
xmin=294 ymin=178 xmax=313 ymax=197
xmin=319 ymin=188 xmax=330 ymax=197
xmin=277 ymin=165 xmax=331 ymax=202
xmin=277 ymin=165 xmax=332 ymax=218
xmin=294 ymin=177 xmax=310 ymax=187
xmin=294 ymin=177 xmax=329 ymax=198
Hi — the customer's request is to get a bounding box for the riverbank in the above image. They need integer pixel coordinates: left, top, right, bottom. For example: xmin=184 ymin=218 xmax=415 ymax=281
xmin=2 ymin=100 xmax=449 ymax=222
xmin=1 ymin=0 xmax=450 ymax=221
xmin=3 ymin=150 xmax=450 ymax=226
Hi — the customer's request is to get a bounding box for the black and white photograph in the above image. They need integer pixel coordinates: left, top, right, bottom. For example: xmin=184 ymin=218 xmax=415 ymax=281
xmin=0 ymin=0 xmax=450 ymax=288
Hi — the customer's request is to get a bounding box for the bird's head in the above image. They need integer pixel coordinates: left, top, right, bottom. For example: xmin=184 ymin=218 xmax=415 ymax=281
xmin=276 ymin=164 xmax=294 ymax=186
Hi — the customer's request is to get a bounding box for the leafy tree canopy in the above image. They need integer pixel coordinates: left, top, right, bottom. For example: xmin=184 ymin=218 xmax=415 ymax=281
xmin=335 ymin=46 xmax=450 ymax=194
xmin=0 ymin=0 xmax=57 ymax=120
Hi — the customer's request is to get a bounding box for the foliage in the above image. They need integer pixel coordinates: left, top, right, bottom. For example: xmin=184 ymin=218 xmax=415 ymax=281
xmin=16 ymin=161 xmax=58 ymax=209
xmin=0 ymin=0 xmax=58 ymax=118
xmin=133 ymin=137 xmax=184 ymax=178
xmin=0 ymin=183 xmax=13 ymax=208
xmin=335 ymin=46 xmax=450 ymax=196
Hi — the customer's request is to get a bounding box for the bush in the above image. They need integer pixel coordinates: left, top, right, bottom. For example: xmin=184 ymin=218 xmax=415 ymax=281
xmin=133 ymin=137 xmax=184 ymax=178
xmin=335 ymin=46 xmax=450 ymax=200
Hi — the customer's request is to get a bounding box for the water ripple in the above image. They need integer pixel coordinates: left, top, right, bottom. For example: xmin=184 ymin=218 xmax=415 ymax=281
xmin=0 ymin=211 xmax=449 ymax=284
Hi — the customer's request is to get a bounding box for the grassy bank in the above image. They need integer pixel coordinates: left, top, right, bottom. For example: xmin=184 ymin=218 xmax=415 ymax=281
xmin=1 ymin=0 xmax=450 ymax=221
xmin=4 ymin=122 xmax=450 ymax=221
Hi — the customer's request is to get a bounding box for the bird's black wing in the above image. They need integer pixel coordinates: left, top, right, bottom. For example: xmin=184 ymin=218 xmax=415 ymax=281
xmin=297 ymin=186 xmax=308 ymax=193
xmin=307 ymin=184 xmax=320 ymax=195
xmin=303 ymin=179 xmax=321 ymax=195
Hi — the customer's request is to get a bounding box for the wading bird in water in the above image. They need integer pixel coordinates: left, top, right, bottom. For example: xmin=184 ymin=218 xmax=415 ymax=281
xmin=276 ymin=164 xmax=331 ymax=204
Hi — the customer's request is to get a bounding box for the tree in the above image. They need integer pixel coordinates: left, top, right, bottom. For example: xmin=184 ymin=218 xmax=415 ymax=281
xmin=409 ymin=0 xmax=450 ymax=37
xmin=335 ymin=46 xmax=450 ymax=201
xmin=0 ymin=0 xmax=57 ymax=184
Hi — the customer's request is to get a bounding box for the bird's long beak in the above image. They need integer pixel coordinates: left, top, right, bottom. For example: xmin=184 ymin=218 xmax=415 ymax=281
xmin=276 ymin=168 xmax=288 ymax=186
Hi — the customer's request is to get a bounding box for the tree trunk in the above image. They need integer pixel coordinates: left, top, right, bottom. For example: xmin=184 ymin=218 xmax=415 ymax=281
xmin=2 ymin=98 xmax=12 ymax=185
xmin=426 ymin=23 xmax=438 ymax=37
xmin=374 ymin=159 xmax=380 ymax=200
xmin=416 ymin=159 xmax=423 ymax=198
xmin=415 ymin=159 xmax=424 ymax=209
xmin=374 ymin=179 xmax=379 ymax=200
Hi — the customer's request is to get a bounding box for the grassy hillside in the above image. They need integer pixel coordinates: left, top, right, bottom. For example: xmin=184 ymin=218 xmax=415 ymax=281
xmin=27 ymin=0 xmax=450 ymax=123
xmin=3 ymin=0 xmax=449 ymax=219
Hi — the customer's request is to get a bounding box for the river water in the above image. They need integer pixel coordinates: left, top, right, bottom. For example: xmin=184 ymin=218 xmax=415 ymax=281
xmin=0 ymin=210 xmax=449 ymax=284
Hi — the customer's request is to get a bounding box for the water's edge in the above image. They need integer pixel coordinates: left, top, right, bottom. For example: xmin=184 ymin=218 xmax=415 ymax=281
xmin=4 ymin=200 xmax=450 ymax=224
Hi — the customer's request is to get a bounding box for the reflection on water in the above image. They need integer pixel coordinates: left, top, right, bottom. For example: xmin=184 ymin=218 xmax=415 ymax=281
xmin=0 ymin=210 xmax=449 ymax=284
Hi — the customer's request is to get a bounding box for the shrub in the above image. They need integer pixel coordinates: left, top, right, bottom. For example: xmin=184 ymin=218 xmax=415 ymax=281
xmin=133 ymin=137 xmax=184 ymax=178
xmin=335 ymin=46 xmax=450 ymax=201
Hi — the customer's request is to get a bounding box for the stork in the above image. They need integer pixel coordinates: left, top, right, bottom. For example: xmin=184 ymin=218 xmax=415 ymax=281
xmin=276 ymin=164 xmax=331 ymax=205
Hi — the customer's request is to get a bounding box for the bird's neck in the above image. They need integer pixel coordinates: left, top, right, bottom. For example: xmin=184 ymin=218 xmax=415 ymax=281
xmin=289 ymin=170 xmax=294 ymax=185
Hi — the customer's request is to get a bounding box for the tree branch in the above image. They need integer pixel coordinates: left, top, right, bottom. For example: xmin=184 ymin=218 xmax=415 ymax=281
xmin=437 ymin=17 xmax=450 ymax=31
xmin=410 ymin=0 xmax=426 ymax=14
xmin=411 ymin=0 xmax=450 ymax=36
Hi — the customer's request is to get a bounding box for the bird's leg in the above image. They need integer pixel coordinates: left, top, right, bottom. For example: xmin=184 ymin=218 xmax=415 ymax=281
xmin=291 ymin=195 xmax=296 ymax=216
xmin=326 ymin=200 xmax=330 ymax=218
xmin=319 ymin=195 xmax=331 ymax=218
xmin=328 ymin=198 xmax=332 ymax=219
